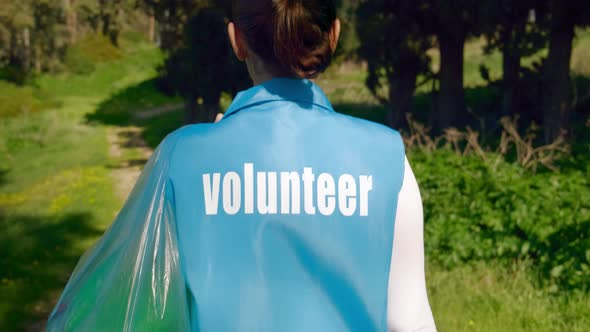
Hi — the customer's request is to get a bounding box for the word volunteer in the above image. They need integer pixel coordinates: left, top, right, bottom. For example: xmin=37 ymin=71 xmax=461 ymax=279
xmin=202 ymin=163 xmax=373 ymax=217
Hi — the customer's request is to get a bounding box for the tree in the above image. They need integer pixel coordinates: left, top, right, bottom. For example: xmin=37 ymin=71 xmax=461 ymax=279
xmin=155 ymin=5 xmax=249 ymax=123
xmin=0 ymin=0 xmax=35 ymax=79
xmin=541 ymin=0 xmax=590 ymax=142
xmin=31 ymin=0 xmax=69 ymax=72
xmin=0 ymin=0 xmax=139 ymax=82
xmin=357 ymin=0 xmax=432 ymax=128
xmin=140 ymin=0 xmax=212 ymax=51
xmin=425 ymin=0 xmax=483 ymax=132
xmin=75 ymin=0 xmax=131 ymax=46
xmin=475 ymin=0 xmax=552 ymax=133
xmin=357 ymin=0 xmax=484 ymax=132
xmin=481 ymin=1 xmax=544 ymax=116
xmin=63 ymin=0 xmax=78 ymax=44
xmin=333 ymin=0 xmax=361 ymax=62
xmin=0 ymin=0 xmax=68 ymax=82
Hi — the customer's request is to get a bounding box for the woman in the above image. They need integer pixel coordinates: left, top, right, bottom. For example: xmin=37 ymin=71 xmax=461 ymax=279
xmin=48 ymin=1 xmax=436 ymax=331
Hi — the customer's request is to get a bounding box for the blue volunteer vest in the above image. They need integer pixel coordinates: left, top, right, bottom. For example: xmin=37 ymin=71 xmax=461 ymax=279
xmin=167 ymin=78 xmax=406 ymax=331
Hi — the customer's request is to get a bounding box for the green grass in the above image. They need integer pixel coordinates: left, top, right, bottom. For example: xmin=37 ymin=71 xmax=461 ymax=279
xmin=428 ymin=262 xmax=590 ymax=332
xmin=0 ymin=97 xmax=120 ymax=330
xmin=0 ymin=35 xmax=171 ymax=331
xmin=572 ymin=28 xmax=590 ymax=76
xmin=0 ymin=81 xmax=60 ymax=118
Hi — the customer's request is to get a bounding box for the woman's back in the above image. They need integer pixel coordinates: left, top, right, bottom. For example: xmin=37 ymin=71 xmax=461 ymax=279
xmin=168 ymin=78 xmax=405 ymax=331
xmin=48 ymin=1 xmax=436 ymax=330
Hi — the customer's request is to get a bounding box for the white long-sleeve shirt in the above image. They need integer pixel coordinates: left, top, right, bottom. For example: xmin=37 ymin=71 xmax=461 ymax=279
xmin=387 ymin=158 xmax=437 ymax=332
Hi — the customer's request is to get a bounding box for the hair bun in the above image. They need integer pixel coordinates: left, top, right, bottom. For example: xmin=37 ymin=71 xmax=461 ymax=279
xmin=233 ymin=0 xmax=336 ymax=79
xmin=273 ymin=0 xmax=335 ymax=78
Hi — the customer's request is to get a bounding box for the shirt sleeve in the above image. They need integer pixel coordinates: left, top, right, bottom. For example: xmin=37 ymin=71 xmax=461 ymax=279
xmin=47 ymin=134 xmax=190 ymax=332
xmin=387 ymin=157 xmax=437 ymax=332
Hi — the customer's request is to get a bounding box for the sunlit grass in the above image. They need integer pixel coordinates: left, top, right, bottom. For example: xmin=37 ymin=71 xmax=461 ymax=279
xmin=0 ymin=35 xmax=167 ymax=331
xmin=428 ymin=262 xmax=590 ymax=332
xmin=0 ymin=100 xmax=120 ymax=330
xmin=572 ymin=28 xmax=590 ymax=76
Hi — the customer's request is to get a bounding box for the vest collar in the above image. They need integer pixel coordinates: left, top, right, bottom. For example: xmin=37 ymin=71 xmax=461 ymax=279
xmin=224 ymin=77 xmax=334 ymax=118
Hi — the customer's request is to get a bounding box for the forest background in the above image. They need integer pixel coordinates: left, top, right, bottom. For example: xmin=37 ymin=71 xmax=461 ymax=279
xmin=1 ymin=0 xmax=589 ymax=331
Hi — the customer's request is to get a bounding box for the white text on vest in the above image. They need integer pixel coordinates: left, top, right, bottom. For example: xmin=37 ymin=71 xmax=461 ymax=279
xmin=203 ymin=163 xmax=373 ymax=217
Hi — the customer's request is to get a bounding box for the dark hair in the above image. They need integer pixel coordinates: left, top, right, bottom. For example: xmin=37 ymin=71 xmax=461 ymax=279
xmin=233 ymin=0 xmax=337 ymax=79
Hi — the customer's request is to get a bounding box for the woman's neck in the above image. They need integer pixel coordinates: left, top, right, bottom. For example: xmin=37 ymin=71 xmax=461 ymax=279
xmin=246 ymin=55 xmax=293 ymax=86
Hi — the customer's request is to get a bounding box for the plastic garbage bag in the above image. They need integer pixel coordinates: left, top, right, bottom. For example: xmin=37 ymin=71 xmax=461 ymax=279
xmin=47 ymin=137 xmax=190 ymax=331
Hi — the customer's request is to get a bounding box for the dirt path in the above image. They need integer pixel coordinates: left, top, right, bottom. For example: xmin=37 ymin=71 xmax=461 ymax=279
xmin=25 ymin=126 xmax=154 ymax=332
xmin=107 ymin=103 xmax=185 ymax=197
xmin=133 ymin=103 xmax=184 ymax=120
xmin=107 ymin=126 xmax=154 ymax=200
xmin=26 ymin=110 xmax=165 ymax=332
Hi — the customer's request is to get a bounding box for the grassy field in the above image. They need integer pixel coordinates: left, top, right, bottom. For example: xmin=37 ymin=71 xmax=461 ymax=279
xmin=1 ymin=32 xmax=589 ymax=331
xmin=0 ymin=35 xmax=176 ymax=331
xmin=428 ymin=262 xmax=590 ymax=332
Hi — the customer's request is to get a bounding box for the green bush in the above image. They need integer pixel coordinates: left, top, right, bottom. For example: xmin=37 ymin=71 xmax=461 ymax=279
xmin=0 ymin=81 xmax=60 ymax=118
xmin=64 ymin=47 xmax=96 ymax=75
xmin=75 ymin=35 xmax=124 ymax=63
xmin=412 ymin=149 xmax=590 ymax=292
xmin=64 ymin=35 xmax=124 ymax=75
xmin=0 ymin=66 xmax=28 ymax=85
xmin=0 ymin=81 xmax=41 ymax=117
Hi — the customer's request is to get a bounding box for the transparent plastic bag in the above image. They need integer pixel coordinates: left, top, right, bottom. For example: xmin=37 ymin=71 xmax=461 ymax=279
xmin=47 ymin=137 xmax=190 ymax=331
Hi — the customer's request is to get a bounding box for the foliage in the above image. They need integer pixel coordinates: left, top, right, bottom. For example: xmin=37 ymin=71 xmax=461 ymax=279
xmin=63 ymin=34 xmax=124 ymax=74
xmin=0 ymin=81 xmax=39 ymax=117
xmin=410 ymin=146 xmax=590 ymax=292
xmin=63 ymin=47 xmax=94 ymax=75
xmin=0 ymin=35 xmax=168 ymax=331
xmin=0 ymin=0 xmax=145 ymax=82
xmin=333 ymin=0 xmax=360 ymax=62
xmin=0 ymin=80 xmax=58 ymax=117
xmin=400 ymin=110 xmax=589 ymax=293
xmin=0 ymin=0 xmax=68 ymax=78
xmin=155 ymin=5 xmax=249 ymax=123
xmin=139 ymin=0 xmax=214 ymax=51
xmin=71 ymin=34 xmax=124 ymax=63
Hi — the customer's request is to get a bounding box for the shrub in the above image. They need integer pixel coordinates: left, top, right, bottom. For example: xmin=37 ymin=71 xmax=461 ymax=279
xmin=0 ymin=66 xmax=28 ymax=85
xmin=401 ymin=115 xmax=590 ymax=291
xmin=0 ymin=81 xmax=40 ymax=117
xmin=412 ymin=148 xmax=590 ymax=292
xmin=74 ymin=34 xmax=124 ymax=63
xmin=64 ymin=48 xmax=96 ymax=75
xmin=64 ymin=35 xmax=124 ymax=75
xmin=0 ymin=81 xmax=60 ymax=118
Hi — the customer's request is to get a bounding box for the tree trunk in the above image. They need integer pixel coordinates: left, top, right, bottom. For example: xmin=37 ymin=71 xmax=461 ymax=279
xmin=100 ymin=0 xmax=111 ymax=38
xmin=21 ymin=28 xmax=30 ymax=74
xmin=109 ymin=30 xmax=119 ymax=47
xmin=387 ymin=68 xmax=418 ymax=129
xmin=185 ymin=96 xmax=198 ymax=124
xmin=501 ymin=27 xmax=523 ymax=116
xmin=148 ymin=11 xmax=156 ymax=43
xmin=435 ymin=31 xmax=466 ymax=132
xmin=102 ymin=16 xmax=110 ymax=37
xmin=33 ymin=44 xmax=41 ymax=73
xmin=8 ymin=29 xmax=16 ymax=66
xmin=542 ymin=2 xmax=574 ymax=142
xmin=65 ymin=0 xmax=78 ymax=44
